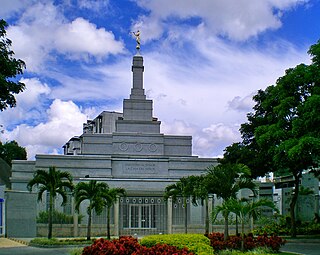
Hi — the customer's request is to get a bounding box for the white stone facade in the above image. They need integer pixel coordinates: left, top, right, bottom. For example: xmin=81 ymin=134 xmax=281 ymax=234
xmin=10 ymin=54 xmax=218 ymax=236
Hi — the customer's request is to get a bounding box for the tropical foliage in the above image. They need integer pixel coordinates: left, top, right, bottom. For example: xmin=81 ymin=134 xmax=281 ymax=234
xmin=207 ymin=163 xmax=256 ymax=239
xmin=27 ymin=166 xmax=73 ymax=239
xmin=37 ymin=210 xmax=83 ymax=224
xmin=207 ymin=232 xmax=285 ymax=253
xmin=0 ymin=140 xmax=27 ymax=165
xmin=103 ymin=187 xmax=126 ymax=239
xmin=141 ymin=233 xmax=214 ymax=255
xmin=225 ymin=198 xmax=278 ymax=250
xmin=0 ymin=19 xmax=26 ymax=111
xmin=220 ymin=40 xmax=320 ymax=237
xmin=82 ymin=236 xmax=195 ymax=255
xmin=164 ymin=177 xmax=195 ymax=233
xmin=74 ymin=180 xmax=109 ymax=240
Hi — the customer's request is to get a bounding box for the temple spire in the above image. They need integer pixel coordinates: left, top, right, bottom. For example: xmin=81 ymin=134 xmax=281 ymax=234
xmin=130 ymin=55 xmax=145 ymax=99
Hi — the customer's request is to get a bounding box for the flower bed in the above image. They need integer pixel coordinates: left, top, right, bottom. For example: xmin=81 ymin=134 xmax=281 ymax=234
xmin=207 ymin=232 xmax=286 ymax=252
xmin=82 ymin=236 xmax=195 ymax=255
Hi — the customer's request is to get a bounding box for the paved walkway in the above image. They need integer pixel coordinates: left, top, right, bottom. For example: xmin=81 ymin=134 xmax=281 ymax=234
xmin=0 ymin=238 xmax=27 ymax=248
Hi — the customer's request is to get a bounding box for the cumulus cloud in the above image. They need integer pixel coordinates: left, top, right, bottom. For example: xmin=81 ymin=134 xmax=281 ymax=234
xmin=55 ymin=17 xmax=124 ymax=58
xmin=1 ymin=0 xmax=314 ymax=159
xmin=227 ymin=93 xmax=256 ymax=112
xmin=0 ymin=78 xmax=51 ymax=128
xmin=3 ymin=99 xmax=87 ymax=159
xmin=161 ymin=120 xmax=240 ymax=158
xmin=7 ymin=2 xmax=125 ymax=72
xmin=134 ymin=0 xmax=308 ymax=41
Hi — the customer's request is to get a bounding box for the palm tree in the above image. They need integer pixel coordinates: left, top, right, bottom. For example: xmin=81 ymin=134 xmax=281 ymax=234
xmin=164 ymin=177 xmax=194 ymax=233
xmin=188 ymin=175 xmax=211 ymax=235
xmin=206 ymin=163 xmax=256 ymax=240
xmin=27 ymin=166 xmax=73 ymax=239
xmin=74 ymin=180 xmax=109 ymax=240
xmin=212 ymin=198 xmax=236 ymax=239
xmin=227 ymin=198 xmax=278 ymax=250
xmin=103 ymin=187 xmax=126 ymax=240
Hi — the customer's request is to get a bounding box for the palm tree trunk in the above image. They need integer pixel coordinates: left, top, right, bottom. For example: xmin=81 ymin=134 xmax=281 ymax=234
xmin=205 ymin=197 xmax=209 ymax=236
xmin=107 ymin=206 xmax=111 ymax=240
xmin=48 ymin=194 xmax=54 ymax=239
xmin=241 ymin=219 xmax=245 ymax=251
xmin=235 ymin=215 xmax=239 ymax=236
xmin=184 ymin=197 xmax=188 ymax=234
xmin=224 ymin=213 xmax=229 ymax=241
xmin=87 ymin=210 xmax=92 ymax=240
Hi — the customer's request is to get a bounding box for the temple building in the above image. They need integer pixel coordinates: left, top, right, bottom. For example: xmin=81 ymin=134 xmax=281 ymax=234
xmin=9 ymin=53 xmax=218 ymax=237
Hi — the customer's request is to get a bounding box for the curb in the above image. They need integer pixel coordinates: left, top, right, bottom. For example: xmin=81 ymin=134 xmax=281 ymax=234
xmin=8 ymin=238 xmax=29 ymax=246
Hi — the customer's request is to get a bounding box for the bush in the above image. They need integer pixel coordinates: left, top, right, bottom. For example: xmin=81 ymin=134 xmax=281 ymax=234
xmin=140 ymin=234 xmax=214 ymax=255
xmin=254 ymin=215 xmax=320 ymax=236
xmin=69 ymin=247 xmax=84 ymax=255
xmin=37 ymin=210 xmax=83 ymax=224
xmin=82 ymin=236 xmax=195 ymax=255
xmin=207 ymin=232 xmax=286 ymax=252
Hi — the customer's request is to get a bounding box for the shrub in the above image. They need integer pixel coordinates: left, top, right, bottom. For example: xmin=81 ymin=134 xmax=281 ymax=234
xmin=70 ymin=247 xmax=84 ymax=255
xmin=254 ymin=218 xmax=320 ymax=236
xmin=30 ymin=237 xmax=92 ymax=246
xmin=82 ymin=236 xmax=195 ymax=255
xmin=207 ymin=232 xmax=286 ymax=252
xmin=140 ymin=234 xmax=214 ymax=255
xmin=37 ymin=210 xmax=83 ymax=224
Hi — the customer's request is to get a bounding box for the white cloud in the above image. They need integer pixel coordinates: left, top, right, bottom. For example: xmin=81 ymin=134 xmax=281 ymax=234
xmin=134 ymin=0 xmax=308 ymax=41
xmin=3 ymin=99 xmax=87 ymax=159
xmin=77 ymin=0 xmax=110 ymax=11
xmin=55 ymin=17 xmax=124 ymax=58
xmin=7 ymin=2 xmax=125 ymax=72
xmin=228 ymin=94 xmax=256 ymax=112
xmin=0 ymin=0 xmax=36 ymax=18
xmin=1 ymin=0 xmax=314 ymax=159
xmin=0 ymin=78 xmax=51 ymax=128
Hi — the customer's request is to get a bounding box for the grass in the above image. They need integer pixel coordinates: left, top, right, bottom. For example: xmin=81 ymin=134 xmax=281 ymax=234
xmin=30 ymin=237 xmax=93 ymax=246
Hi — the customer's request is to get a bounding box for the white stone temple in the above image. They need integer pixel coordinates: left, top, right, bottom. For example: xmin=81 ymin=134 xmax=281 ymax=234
xmin=10 ymin=53 xmax=218 ymax=237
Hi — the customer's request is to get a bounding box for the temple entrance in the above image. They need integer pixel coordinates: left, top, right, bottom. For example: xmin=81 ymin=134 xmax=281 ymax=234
xmin=120 ymin=196 xmax=167 ymax=236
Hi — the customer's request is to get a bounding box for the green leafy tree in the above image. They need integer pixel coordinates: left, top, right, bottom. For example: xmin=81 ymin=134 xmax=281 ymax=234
xmin=164 ymin=177 xmax=195 ymax=233
xmin=227 ymin=40 xmax=320 ymax=237
xmin=206 ymin=163 xmax=256 ymax=240
xmin=27 ymin=166 xmax=73 ymax=239
xmin=0 ymin=140 xmax=27 ymax=165
xmin=103 ymin=187 xmax=126 ymax=240
xmin=0 ymin=19 xmax=26 ymax=111
xmin=74 ymin=180 xmax=109 ymax=240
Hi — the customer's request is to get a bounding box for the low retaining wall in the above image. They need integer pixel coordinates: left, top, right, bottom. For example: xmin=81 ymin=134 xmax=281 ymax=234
xmin=37 ymin=224 xmax=114 ymax=237
xmin=37 ymin=224 xmax=252 ymax=237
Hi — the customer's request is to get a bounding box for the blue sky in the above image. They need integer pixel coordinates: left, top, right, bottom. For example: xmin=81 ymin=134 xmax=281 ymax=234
xmin=1 ymin=0 xmax=320 ymax=159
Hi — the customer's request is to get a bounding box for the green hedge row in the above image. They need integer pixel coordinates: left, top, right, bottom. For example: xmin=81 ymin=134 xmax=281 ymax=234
xmin=140 ymin=233 xmax=214 ymax=255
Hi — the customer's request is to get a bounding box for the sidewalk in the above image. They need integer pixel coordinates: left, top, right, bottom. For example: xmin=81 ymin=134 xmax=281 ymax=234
xmin=0 ymin=238 xmax=27 ymax=248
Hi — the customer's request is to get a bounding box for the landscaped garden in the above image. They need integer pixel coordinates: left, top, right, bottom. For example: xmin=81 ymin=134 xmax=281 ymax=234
xmin=30 ymin=232 xmax=288 ymax=255
xmin=79 ymin=233 xmax=286 ymax=255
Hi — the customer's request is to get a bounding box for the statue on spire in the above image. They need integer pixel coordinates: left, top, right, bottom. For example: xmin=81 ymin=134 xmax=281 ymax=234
xmin=132 ymin=30 xmax=141 ymax=52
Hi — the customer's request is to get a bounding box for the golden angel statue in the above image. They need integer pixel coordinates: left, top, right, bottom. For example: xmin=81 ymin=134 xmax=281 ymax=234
xmin=132 ymin=30 xmax=141 ymax=50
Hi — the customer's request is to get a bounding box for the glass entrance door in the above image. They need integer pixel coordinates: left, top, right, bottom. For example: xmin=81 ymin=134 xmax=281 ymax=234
xmin=129 ymin=205 xmax=151 ymax=228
